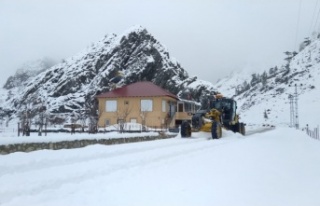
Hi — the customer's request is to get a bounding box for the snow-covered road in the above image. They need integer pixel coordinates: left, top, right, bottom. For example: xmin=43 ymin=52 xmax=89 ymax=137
xmin=245 ymin=126 xmax=275 ymax=136
xmin=1 ymin=128 xmax=320 ymax=206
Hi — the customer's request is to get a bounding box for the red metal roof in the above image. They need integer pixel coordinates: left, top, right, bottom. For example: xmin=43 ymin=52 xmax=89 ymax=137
xmin=96 ymin=81 xmax=178 ymax=99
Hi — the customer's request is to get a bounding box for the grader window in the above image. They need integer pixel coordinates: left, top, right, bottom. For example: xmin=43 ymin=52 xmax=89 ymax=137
xmin=222 ymin=102 xmax=231 ymax=110
xmin=212 ymin=101 xmax=222 ymax=110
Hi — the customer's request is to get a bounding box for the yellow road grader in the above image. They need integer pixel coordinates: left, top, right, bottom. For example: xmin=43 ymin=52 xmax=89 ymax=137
xmin=180 ymin=94 xmax=245 ymax=138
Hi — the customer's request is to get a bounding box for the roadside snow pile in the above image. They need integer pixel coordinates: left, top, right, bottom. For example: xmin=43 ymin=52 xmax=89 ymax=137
xmin=0 ymin=131 xmax=160 ymax=146
xmin=0 ymin=122 xmax=171 ymax=146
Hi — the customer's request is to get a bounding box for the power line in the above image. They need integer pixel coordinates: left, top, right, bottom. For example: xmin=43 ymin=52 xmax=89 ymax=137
xmin=309 ymin=0 xmax=320 ymax=35
xmin=294 ymin=0 xmax=303 ymax=50
xmin=312 ymin=0 xmax=320 ymax=34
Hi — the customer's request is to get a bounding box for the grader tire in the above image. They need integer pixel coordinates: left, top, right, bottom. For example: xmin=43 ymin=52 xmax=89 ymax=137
xmin=234 ymin=122 xmax=245 ymax=135
xmin=211 ymin=121 xmax=222 ymax=139
xmin=181 ymin=121 xmax=191 ymax=138
xmin=240 ymin=123 xmax=246 ymax=136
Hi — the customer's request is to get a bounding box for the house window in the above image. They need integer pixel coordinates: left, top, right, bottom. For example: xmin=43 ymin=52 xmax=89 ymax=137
xmin=184 ymin=102 xmax=194 ymax=112
xmin=141 ymin=99 xmax=153 ymax=111
xmin=106 ymin=100 xmax=117 ymax=112
xmin=105 ymin=119 xmax=110 ymax=126
xmin=130 ymin=118 xmax=137 ymax=123
xmin=162 ymin=100 xmax=166 ymax=112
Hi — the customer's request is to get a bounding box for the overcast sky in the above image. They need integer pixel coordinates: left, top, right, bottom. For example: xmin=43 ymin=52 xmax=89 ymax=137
xmin=0 ymin=0 xmax=317 ymax=86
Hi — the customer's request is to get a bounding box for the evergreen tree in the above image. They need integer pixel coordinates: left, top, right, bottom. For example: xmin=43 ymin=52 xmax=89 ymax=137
xmin=292 ymin=51 xmax=298 ymax=57
xmin=243 ymin=80 xmax=250 ymax=91
xmin=264 ymin=110 xmax=268 ymax=120
xmin=284 ymin=51 xmax=293 ymax=63
xmin=261 ymin=71 xmax=268 ymax=87
xmin=303 ymin=37 xmax=311 ymax=46
xmin=250 ymin=73 xmax=260 ymax=86
xmin=269 ymin=67 xmax=274 ymax=76
xmin=235 ymin=87 xmax=240 ymax=95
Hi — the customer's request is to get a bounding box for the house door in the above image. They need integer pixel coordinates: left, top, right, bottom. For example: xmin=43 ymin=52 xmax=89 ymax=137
xmin=178 ymin=102 xmax=184 ymax=112
xmin=169 ymin=103 xmax=176 ymax=117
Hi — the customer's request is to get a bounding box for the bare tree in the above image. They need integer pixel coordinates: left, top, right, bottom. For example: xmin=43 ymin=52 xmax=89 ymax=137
xmin=78 ymin=109 xmax=89 ymax=132
xmin=19 ymin=108 xmax=32 ymax=136
xmin=48 ymin=115 xmax=65 ymax=126
xmin=36 ymin=104 xmax=47 ymax=136
xmin=114 ymin=105 xmax=132 ymax=133
xmin=18 ymin=90 xmax=43 ymax=136
xmin=114 ymin=105 xmax=132 ymax=122
xmin=264 ymin=110 xmax=268 ymax=121
xmin=85 ymin=99 xmax=100 ymax=133
xmin=140 ymin=110 xmax=149 ymax=132
xmin=69 ymin=112 xmax=80 ymax=134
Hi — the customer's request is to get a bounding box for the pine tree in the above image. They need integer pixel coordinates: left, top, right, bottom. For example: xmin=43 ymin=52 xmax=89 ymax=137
xmin=261 ymin=71 xmax=268 ymax=87
xmin=269 ymin=67 xmax=274 ymax=76
xmin=243 ymin=80 xmax=250 ymax=91
xmin=264 ymin=110 xmax=268 ymax=120
xmin=250 ymin=73 xmax=260 ymax=86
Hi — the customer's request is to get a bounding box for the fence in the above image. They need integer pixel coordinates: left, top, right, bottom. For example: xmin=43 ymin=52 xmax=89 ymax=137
xmin=305 ymin=125 xmax=319 ymax=140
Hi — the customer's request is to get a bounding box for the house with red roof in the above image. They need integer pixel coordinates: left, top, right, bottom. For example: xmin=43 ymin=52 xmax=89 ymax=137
xmin=96 ymin=81 xmax=181 ymax=129
xmin=96 ymin=81 xmax=199 ymax=129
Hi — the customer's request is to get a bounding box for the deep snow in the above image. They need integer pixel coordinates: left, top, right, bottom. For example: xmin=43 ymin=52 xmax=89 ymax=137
xmin=1 ymin=127 xmax=320 ymax=206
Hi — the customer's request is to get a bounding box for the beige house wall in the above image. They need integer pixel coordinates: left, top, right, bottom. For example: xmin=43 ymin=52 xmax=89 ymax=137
xmin=175 ymin=112 xmax=192 ymax=121
xmin=98 ymin=96 xmax=177 ymax=128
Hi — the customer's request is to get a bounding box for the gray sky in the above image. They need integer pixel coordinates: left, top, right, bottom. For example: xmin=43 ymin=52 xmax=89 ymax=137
xmin=0 ymin=0 xmax=317 ymax=86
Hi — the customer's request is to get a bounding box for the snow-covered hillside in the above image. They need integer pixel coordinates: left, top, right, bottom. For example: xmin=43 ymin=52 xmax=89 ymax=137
xmin=1 ymin=127 xmax=320 ymax=206
xmin=215 ymin=37 xmax=320 ymax=128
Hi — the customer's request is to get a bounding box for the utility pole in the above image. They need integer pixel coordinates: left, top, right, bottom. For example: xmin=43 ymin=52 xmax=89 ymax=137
xmin=289 ymin=94 xmax=295 ymax=128
xmin=294 ymin=84 xmax=299 ymax=129
xmin=289 ymin=84 xmax=299 ymax=129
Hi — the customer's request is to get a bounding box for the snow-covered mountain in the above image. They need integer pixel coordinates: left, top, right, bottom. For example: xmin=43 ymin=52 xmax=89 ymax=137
xmin=215 ymin=37 xmax=320 ymax=128
xmin=0 ymin=26 xmax=216 ymax=122
xmin=3 ymin=58 xmax=56 ymax=90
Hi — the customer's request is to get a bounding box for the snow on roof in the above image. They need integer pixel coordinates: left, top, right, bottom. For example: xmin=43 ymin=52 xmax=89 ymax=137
xmin=96 ymin=81 xmax=178 ymax=99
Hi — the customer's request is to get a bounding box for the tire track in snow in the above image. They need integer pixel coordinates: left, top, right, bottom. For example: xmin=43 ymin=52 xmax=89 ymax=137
xmin=0 ymin=136 xmax=240 ymax=205
xmin=245 ymin=127 xmax=275 ymax=136
xmin=1 ymin=127 xmax=271 ymax=177
xmin=0 ymin=137 xmax=205 ymax=177
xmin=2 ymin=128 xmax=272 ymax=205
